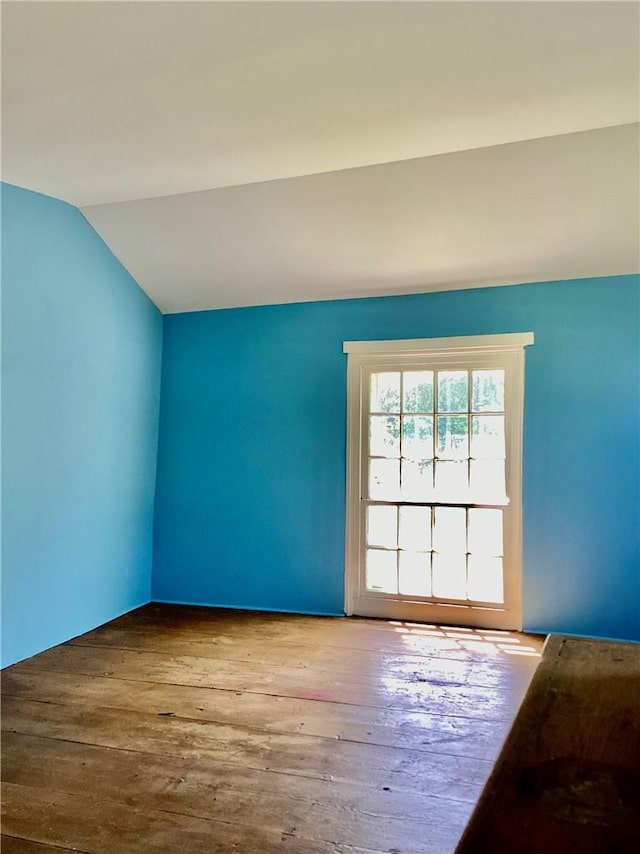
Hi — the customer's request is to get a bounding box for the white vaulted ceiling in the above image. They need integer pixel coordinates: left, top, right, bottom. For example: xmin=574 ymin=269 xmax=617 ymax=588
xmin=82 ymin=125 xmax=640 ymax=313
xmin=2 ymin=1 xmax=639 ymax=312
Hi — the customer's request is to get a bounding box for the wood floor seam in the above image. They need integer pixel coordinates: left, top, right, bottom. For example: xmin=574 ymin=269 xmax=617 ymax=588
xmin=0 ymin=834 xmax=91 ymax=853
xmin=0 ymin=695 xmax=500 ymax=762
xmin=4 ymin=665 xmax=523 ymax=721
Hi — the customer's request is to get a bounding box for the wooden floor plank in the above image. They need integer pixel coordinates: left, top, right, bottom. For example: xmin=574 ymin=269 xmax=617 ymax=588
xmin=1 ymin=783 xmax=382 ymax=854
xmin=0 ymin=839 xmax=85 ymax=854
xmin=8 ymin=643 xmax=529 ymax=720
xmin=1 ymin=604 xmax=544 ymax=853
xmin=0 ymin=669 xmax=511 ymax=760
xmin=2 ymin=732 xmax=472 ymax=852
xmin=67 ymin=620 xmax=542 ymax=681
xmin=110 ymin=604 xmax=544 ymax=659
xmin=1 ymin=696 xmax=488 ymax=800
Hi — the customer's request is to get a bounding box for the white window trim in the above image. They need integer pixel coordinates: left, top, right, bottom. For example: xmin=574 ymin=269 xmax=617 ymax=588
xmin=344 ymin=332 xmax=534 ymax=356
xmin=344 ymin=332 xmax=534 ymax=629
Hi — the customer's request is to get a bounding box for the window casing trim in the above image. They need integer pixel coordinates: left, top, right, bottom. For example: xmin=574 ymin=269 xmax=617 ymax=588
xmin=343 ymin=332 xmax=534 ymax=628
xmin=343 ymin=332 xmax=534 ymax=356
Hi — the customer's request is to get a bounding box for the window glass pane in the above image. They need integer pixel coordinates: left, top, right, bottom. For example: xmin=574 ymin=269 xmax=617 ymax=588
xmin=468 ymin=509 xmax=503 ymax=556
xmin=399 ymin=552 xmax=432 ymax=597
xmin=366 ymin=549 xmax=398 ymax=594
xmin=472 ymin=370 xmax=505 ymax=412
xmin=432 ymin=553 xmax=467 ymax=600
xmin=369 ymin=458 xmax=400 ymax=500
xmin=367 ymin=505 xmax=398 ymax=549
xmin=399 ymin=506 xmax=432 ymax=551
xmin=436 ymin=416 xmax=469 ymax=459
xmin=470 ymin=459 xmax=507 ymax=504
xmin=369 ymin=415 xmax=400 ymax=458
xmin=370 ymin=372 xmax=400 ymax=413
xmin=403 ymin=371 xmax=434 ymax=413
xmin=402 ymin=416 xmax=434 ymax=460
xmin=434 ymin=460 xmax=468 ymax=502
xmin=400 ymin=459 xmax=434 ymax=501
xmin=433 ymin=507 xmax=466 ymax=554
xmin=437 ymin=371 xmax=468 ymax=413
xmin=471 ymin=416 xmax=505 ymax=459
xmin=467 ymin=556 xmax=504 ymax=603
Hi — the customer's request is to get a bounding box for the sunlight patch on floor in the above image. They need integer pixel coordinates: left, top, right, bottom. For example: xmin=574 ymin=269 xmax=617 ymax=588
xmin=388 ymin=620 xmax=543 ymax=658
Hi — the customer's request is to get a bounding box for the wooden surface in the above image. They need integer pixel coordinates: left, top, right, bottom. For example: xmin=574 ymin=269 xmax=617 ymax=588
xmin=1 ymin=603 xmax=543 ymax=853
xmin=456 ymin=634 xmax=640 ymax=854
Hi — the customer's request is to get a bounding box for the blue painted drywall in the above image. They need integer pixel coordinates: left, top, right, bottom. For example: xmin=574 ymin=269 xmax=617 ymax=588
xmin=153 ymin=275 xmax=640 ymax=641
xmin=1 ymin=182 xmax=163 ymax=668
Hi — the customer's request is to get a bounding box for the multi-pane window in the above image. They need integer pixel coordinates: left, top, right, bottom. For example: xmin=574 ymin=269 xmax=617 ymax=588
xmin=368 ymin=369 xmax=506 ymax=505
xmin=344 ymin=333 xmax=532 ymax=630
xmin=365 ymin=368 xmax=508 ymax=604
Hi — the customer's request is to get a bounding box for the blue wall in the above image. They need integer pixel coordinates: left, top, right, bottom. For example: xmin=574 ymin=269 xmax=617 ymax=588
xmin=1 ymin=183 xmax=163 ymax=667
xmin=153 ymin=275 xmax=640 ymax=641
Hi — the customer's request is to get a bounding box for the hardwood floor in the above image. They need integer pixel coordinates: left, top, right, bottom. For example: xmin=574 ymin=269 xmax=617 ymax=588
xmin=1 ymin=604 xmax=544 ymax=853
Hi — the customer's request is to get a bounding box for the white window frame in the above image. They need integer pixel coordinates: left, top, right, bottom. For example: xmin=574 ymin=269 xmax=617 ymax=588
xmin=343 ymin=332 xmax=534 ymax=630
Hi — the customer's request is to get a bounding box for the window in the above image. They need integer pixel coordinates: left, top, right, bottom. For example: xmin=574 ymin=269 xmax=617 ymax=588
xmin=344 ymin=333 xmax=533 ymax=630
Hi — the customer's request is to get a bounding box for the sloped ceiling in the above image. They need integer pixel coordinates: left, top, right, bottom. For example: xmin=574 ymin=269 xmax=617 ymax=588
xmin=3 ymin=1 xmax=639 ymax=312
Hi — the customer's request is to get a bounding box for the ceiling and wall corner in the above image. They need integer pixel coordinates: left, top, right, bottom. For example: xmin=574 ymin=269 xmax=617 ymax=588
xmin=2 ymin=0 xmax=639 ymax=312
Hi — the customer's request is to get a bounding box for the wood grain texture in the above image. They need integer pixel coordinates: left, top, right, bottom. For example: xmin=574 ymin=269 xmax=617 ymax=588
xmin=9 ymin=643 xmax=528 ymax=719
xmin=0 ymin=838 xmax=85 ymax=854
xmin=1 ymin=732 xmax=472 ymax=853
xmin=0 ymin=696 xmax=488 ymax=799
xmin=1 ymin=783 xmax=380 ymax=854
xmin=65 ymin=627 xmax=534 ymax=691
xmin=0 ymin=669 xmax=512 ymax=760
xmin=456 ymin=634 xmax=640 ymax=854
xmin=1 ymin=603 xmax=543 ymax=853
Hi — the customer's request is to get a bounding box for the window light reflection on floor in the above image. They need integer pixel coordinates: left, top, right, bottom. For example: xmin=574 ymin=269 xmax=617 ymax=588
xmin=388 ymin=621 xmax=543 ymax=657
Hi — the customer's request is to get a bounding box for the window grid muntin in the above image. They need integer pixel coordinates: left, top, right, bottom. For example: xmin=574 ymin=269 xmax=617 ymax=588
xmin=365 ymin=364 xmax=507 ymax=605
xmin=365 ymin=500 xmax=504 ymax=604
xmin=366 ymin=367 xmax=507 ymax=505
